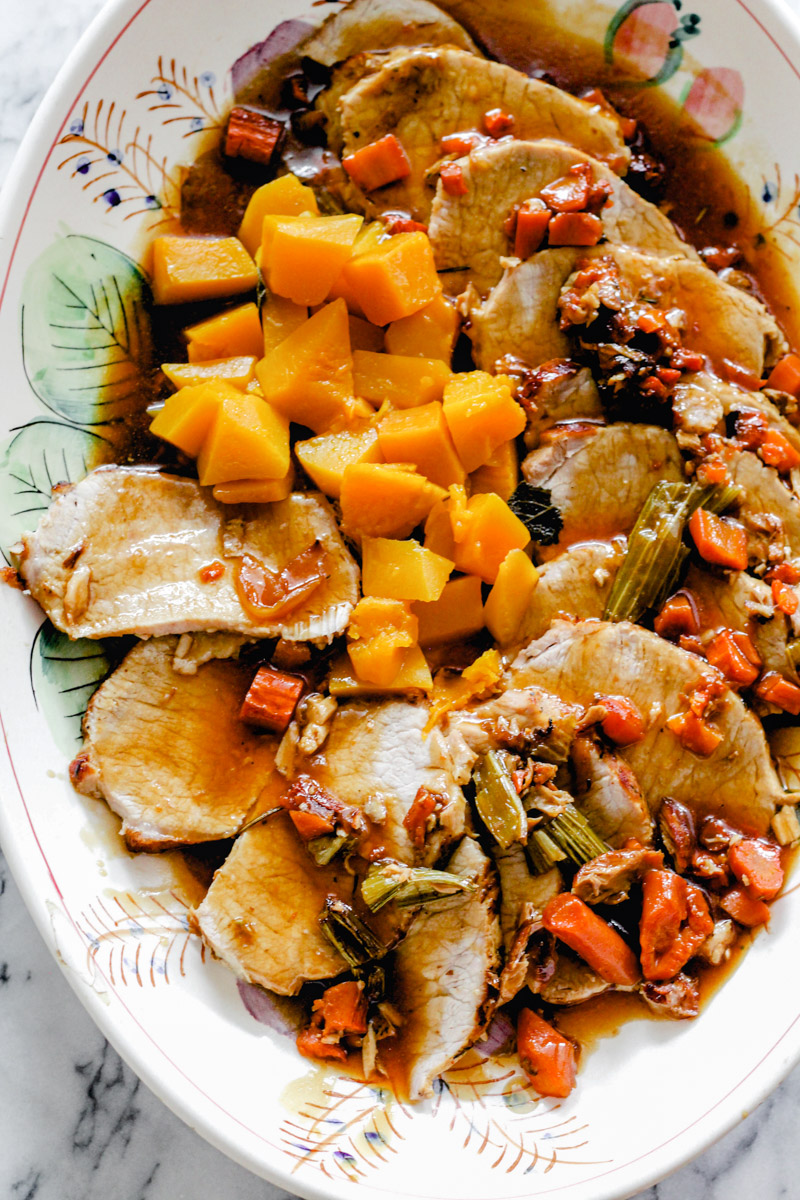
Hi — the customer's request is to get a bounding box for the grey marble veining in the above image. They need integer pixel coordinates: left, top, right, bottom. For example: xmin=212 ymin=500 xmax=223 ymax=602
xmin=3 ymin=2 xmax=800 ymax=1197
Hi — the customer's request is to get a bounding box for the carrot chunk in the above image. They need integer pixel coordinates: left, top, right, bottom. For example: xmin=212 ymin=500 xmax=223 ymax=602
xmin=598 ymin=694 xmax=645 ymax=746
xmin=547 ymin=211 xmax=603 ymax=246
xmin=719 ymin=885 xmax=771 ymax=927
xmin=754 ymin=671 xmax=800 ymax=715
xmin=654 ymin=592 xmax=699 ymax=639
xmin=514 ymin=199 xmax=551 ymax=259
xmin=240 ymin=665 xmax=306 ymax=732
xmin=639 ymin=869 xmax=713 ymax=981
xmin=342 ymin=134 xmax=412 ymax=191
xmin=225 ymin=107 xmax=284 ymax=165
xmin=706 ymin=628 xmax=761 ymax=686
xmin=728 ymin=838 xmax=785 ymax=901
xmin=665 ymin=709 xmax=723 ymax=757
xmin=440 ymin=162 xmax=469 ymax=196
xmin=772 ymin=578 xmax=799 ymax=615
xmin=315 ymin=980 xmax=368 ymax=1036
xmin=542 ymin=893 xmax=640 ymax=985
xmin=483 ymin=108 xmax=515 ymax=137
xmin=516 ymin=1008 xmax=577 ymax=1099
xmin=688 ymin=508 xmax=748 ymax=570
xmin=766 ymin=352 xmax=800 ymax=397
xmin=760 ymin=429 xmax=800 ymax=473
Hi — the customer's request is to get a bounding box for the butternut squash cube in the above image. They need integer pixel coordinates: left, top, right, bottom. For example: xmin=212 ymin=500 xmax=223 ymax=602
xmin=469 ymin=437 xmax=519 ymax=500
xmin=348 ymin=315 xmax=385 ymax=353
xmin=442 ymin=372 xmax=526 ymax=472
xmin=295 ymin=424 xmax=383 ymax=498
xmin=197 ymin=389 xmax=290 ymax=485
xmin=152 ymin=236 xmax=257 ymax=305
xmin=423 ymin=496 xmax=458 ymax=560
xmin=385 ymin=294 xmax=459 ymax=362
xmin=484 ymin=548 xmax=539 ymax=644
xmin=261 ymin=213 xmax=363 ymax=306
xmin=329 ymin=645 xmax=433 ymax=696
xmin=336 ymin=231 xmax=441 ymax=326
xmin=361 ymin=536 xmax=453 ymax=602
xmin=328 ymin=221 xmax=390 ymax=316
xmin=353 ymin=350 xmax=452 ymax=408
xmin=256 ymin=298 xmax=355 ymax=433
xmin=377 ymin=402 xmax=465 ymax=488
xmin=238 ymin=174 xmax=319 ymax=256
xmin=212 ymin=468 xmax=295 ymax=504
xmin=453 ymin=493 xmax=531 ymax=583
xmin=161 ymin=356 xmax=257 ymax=392
xmin=413 ymin=575 xmax=485 ymax=646
xmin=185 ymin=302 xmax=263 ymax=361
xmin=340 ymin=463 xmax=446 ymax=539
xmin=347 ymin=597 xmax=418 ymax=687
xmin=261 ymin=293 xmax=309 ymax=354
xmin=149 ymin=383 xmax=223 ymax=457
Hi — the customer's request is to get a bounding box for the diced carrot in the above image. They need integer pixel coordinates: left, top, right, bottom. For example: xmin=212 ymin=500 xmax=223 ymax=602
xmin=665 ymin=710 xmax=723 ymax=757
xmin=382 ymin=214 xmax=429 ymax=235
xmin=403 ymin=786 xmax=439 ymax=850
xmin=516 ymin=1008 xmax=577 ymax=1099
xmin=483 ymin=108 xmax=515 ymax=137
xmin=582 ymin=86 xmax=637 ymax=140
xmin=514 ymin=199 xmax=551 ymax=259
xmin=720 ymin=359 xmax=762 ymax=391
xmin=639 ymin=869 xmax=713 ymax=981
xmin=728 ymin=838 xmax=784 ymax=901
xmin=767 ymin=562 xmax=800 ymax=585
xmin=719 ymin=885 xmax=771 ymax=927
xmin=637 ymin=310 xmax=667 ymax=334
xmin=198 ymin=561 xmax=225 ymax=583
xmin=542 ymin=893 xmax=640 ymax=986
xmin=754 ymin=671 xmax=800 ymax=715
xmin=540 ymin=163 xmax=594 ymax=213
xmin=599 ymin=695 xmax=645 ymax=746
xmin=640 ymin=374 xmax=670 ymax=401
xmin=688 ymin=508 xmax=748 ymax=570
xmin=547 ymin=211 xmax=603 ymax=246
xmin=440 ymin=131 xmax=484 ymax=155
xmin=315 ymin=980 xmax=369 ymax=1036
xmin=440 ymin=162 xmax=469 ymax=196
xmin=696 ymin=456 xmax=728 ymax=485
xmin=240 ymin=665 xmax=306 ymax=732
xmin=296 ymin=1026 xmax=347 ymax=1062
xmin=759 ymin=429 xmax=800 ymax=473
xmin=342 ymin=134 xmax=411 ymax=191
xmin=706 ymin=628 xmax=761 ymax=686
xmin=772 ymin=578 xmax=799 ymax=615
xmin=656 ymin=367 xmax=682 ymax=387
xmin=225 ymin=107 xmax=284 ymax=165
xmin=766 ymin=353 xmax=800 ymax=397
xmin=654 ymin=592 xmax=699 ymax=639
xmin=672 ymin=348 xmax=705 ymax=371
xmin=290 ymin=809 xmax=336 ymax=840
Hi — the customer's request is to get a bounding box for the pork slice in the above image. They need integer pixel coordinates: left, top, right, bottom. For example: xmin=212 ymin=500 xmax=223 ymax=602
xmin=511 ymin=619 xmax=783 ymax=833
xmin=673 ymin=372 xmax=800 ymax=451
xmin=534 ymin=949 xmax=610 ymax=1005
xmin=194 ymin=814 xmax=357 ymax=994
xmin=494 ymin=844 xmax=561 ymax=1001
xmin=521 ymin=362 xmax=603 ymax=449
xmin=310 ymin=699 xmax=465 ymax=864
xmin=15 ymin=467 xmax=359 ymax=642
xmin=380 ymin=836 xmax=501 ymax=1099
xmin=684 ymin=564 xmax=793 ymax=679
xmin=522 ymin=423 xmax=684 ymax=559
xmin=71 ymin=636 xmax=279 ymax=850
xmin=302 ymin=0 xmax=478 ymax=67
xmin=517 ymin=539 xmax=625 ymax=643
xmin=729 ymin=448 xmax=800 ymax=562
xmin=330 ymin=47 xmax=628 ymax=221
xmin=570 ymin=733 xmax=653 ymax=848
xmin=430 ymin=139 xmax=691 ymax=295
xmin=572 ymin=844 xmax=662 ymax=905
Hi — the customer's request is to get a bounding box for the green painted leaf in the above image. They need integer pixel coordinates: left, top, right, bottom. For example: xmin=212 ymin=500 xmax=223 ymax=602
xmin=21 ymin=234 xmax=153 ymax=425
xmin=31 ymin=621 xmax=111 ymax=757
xmin=0 ymin=418 xmax=113 ymax=558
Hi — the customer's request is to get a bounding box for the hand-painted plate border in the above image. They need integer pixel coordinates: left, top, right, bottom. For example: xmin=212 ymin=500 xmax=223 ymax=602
xmin=3 ymin=2 xmax=800 ymax=1198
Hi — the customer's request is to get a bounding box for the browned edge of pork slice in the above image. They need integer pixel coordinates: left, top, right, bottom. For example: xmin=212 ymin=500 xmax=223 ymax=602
xmin=729 ymin=448 xmax=800 ymax=562
xmin=522 ymin=423 xmax=684 ymax=559
xmin=379 ymin=835 xmax=501 ymax=1099
xmin=70 ymin=635 xmax=279 ymax=851
xmin=14 ymin=467 xmax=359 ymax=642
xmin=195 ymin=813 xmax=358 ymax=995
xmin=430 ymin=138 xmax=692 ymax=296
xmin=329 ymin=46 xmax=628 ymax=221
xmin=521 ymin=363 xmax=603 ymax=449
xmin=306 ymin=698 xmax=465 ymax=865
xmin=672 ymin=371 xmax=800 ymax=453
xmin=570 ymin=732 xmax=653 ymax=847
xmin=494 ymin=845 xmax=561 ymax=1002
xmin=302 ymin=0 xmax=478 ymax=67
xmin=510 ymin=619 xmax=783 ymax=834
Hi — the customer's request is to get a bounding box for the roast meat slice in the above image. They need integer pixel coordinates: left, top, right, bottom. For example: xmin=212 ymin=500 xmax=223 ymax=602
xmin=570 ymin=733 xmax=653 ymax=848
xmin=380 ymin=836 xmax=501 ymax=1099
xmin=302 ymin=0 xmax=477 ymax=66
xmin=15 ymin=467 xmax=359 ymax=642
xmin=728 ymin=448 xmax=800 ymax=563
xmin=494 ymin=845 xmax=561 ymax=1001
xmin=71 ymin=636 xmax=279 ymax=850
xmin=684 ymin=564 xmax=794 ymax=680
xmin=517 ymin=539 xmax=625 ymax=643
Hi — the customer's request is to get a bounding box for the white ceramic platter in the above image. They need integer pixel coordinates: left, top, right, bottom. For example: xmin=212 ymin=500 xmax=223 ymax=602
xmin=3 ymin=1 xmax=800 ymax=1197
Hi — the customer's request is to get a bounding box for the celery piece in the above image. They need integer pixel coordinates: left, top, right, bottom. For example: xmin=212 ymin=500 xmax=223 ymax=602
xmin=472 ymin=750 xmax=527 ymax=850
xmin=526 ymin=828 xmax=567 ymax=874
xmin=786 ymin=639 xmax=800 ymax=674
xmin=547 ymin=804 xmax=609 ymax=865
xmin=318 ymin=897 xmax=386 ymax=967
xmin=361 ymin=860 xmax=476 ymax=911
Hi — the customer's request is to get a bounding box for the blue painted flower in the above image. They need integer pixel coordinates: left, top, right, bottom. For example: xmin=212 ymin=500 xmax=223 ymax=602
xmin=157 ymin=82 xmax=173 ymax=101
xmin=763 ymin=182 xmax=777 ymax=203
xmin=76 ymin=156 xmax=91 ymax=175
xmin=107 ymin=148 xmax=124 ymax=165
xmin=190 ymin=117 xmax=204 ymax=132
xmin=334 ymin=1150 xmax=357 ymax=1165
xmin=69 ymin=118 xmax=85 ymax=136
xmin=102 ymin=188 xmax=122 ymax=208
xmin=144 ymin=195 xmax=162 ymax=210
xmin=200 ymin=70 xmax=216 ymax=87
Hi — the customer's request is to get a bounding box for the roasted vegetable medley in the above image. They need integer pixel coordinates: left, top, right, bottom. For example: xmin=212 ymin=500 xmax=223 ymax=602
xmin=13 ymin=0 xmax=800 ymax=1102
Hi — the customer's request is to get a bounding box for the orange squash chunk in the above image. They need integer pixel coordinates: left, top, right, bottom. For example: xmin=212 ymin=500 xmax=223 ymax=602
xmin=185 ymin=302 xmax=263 ymax=361
xmin=361 ymin=536 xmax=453 ymax=602
xmin=377 ymin=403 xmax=465 ymax=488
xmin=261 ymin=213 xmax=363 ymax=306
xmin=442 ymin=372 xmax=526 ymax=472
xmin=295 ymin=424 xmax=383 ymax=498
xmin=454 ymin=493 xmax=530 ymax=583
xmin=469 ymin=438 xmax=519 ymax=500
xmin=261 ymin=293 xmax=309 ymax=354
xmin=197 ymin=389 xmax=290 ymax=485
xmin=340 ymin=463 xmax=446 ymax=539
xmin=353 ymin=350 xmax=451 ymax=409
xmin=484 ymin=548 xmax=539 ymax=644
xmin=385 ymin=294 xmax=458 ymax=362
xmin=149 ymin=383 xmax=224 ymax=457
xmin=161 ymin=356 xmax=257 ymax=392
xmin=414 ymin=576 xmax=485 ymax=645
xmin=152 ymin=236 xmax=257 ymax=305
xmin=327 ymin=222 xmax=389 ymax=316
xmin=256 ymin=298 xmax=355 ymax=433
xmin=329 ymin=645 xmax=433 ymax=696
xmin=347 ymin=596 xmax=418 ymax=687
xmin=238 ymin=174 xmax=319 ymax=256
xmin=348 ymin=315 xmax=385 ymax=353
xmin=212 ymin=471 xmax=294 ymax=504
xmin=337 ymin=231 xmax=441 ymax=326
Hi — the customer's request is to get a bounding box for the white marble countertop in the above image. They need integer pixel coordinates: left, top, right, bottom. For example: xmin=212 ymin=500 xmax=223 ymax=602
xmin=3 ymin=2 xmax=800 ymax=1198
